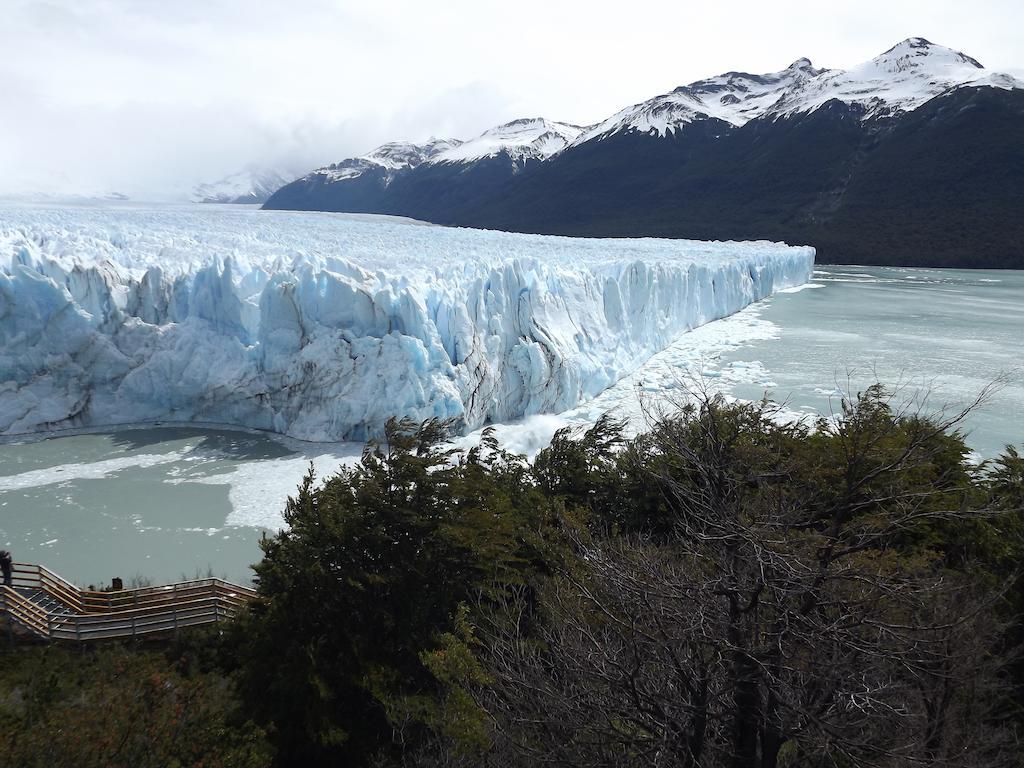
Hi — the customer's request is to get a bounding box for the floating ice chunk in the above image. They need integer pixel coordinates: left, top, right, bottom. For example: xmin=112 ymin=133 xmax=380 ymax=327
xmin=0 ymin=451 xmax=189 ymax=491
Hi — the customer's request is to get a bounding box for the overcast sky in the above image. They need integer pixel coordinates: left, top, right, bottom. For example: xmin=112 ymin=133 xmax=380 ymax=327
xmin=2 ymin=0 xmax=1021 ymax=199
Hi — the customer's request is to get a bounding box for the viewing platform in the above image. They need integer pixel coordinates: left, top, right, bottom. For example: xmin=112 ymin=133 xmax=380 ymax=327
xmin=0 ymin=563 xmax=256 ymax=642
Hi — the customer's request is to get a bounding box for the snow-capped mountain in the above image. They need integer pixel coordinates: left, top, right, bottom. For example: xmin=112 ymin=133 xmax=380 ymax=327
xmin=578 ymin=37 xmax=1020 ymax=143
xmin=576 ymin=57 xmax=826 ymax=143
xmin=264 ymin=38 xmax=1024 ymax=268
xmin=266 ymin=116 xmax=583 ymax=215
xmin=0 ymin=169 xmax=132 ymax=202
xmin=761 ymin=37 xmax=1019 ymax=121
xmin=281 ymin=118 xmax=579 ymax=192
xmin=193 ymin=166 xmax=293 ymax=204
xmin=428 ymin=118 xmax=585 ymax=164
xmin=312 ymin=138 xmax=462 ymax=184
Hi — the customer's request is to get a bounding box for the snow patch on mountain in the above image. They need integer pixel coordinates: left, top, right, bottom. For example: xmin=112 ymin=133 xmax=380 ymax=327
xmin=0 ymin=204 xmax=813 ymax=442
xmin=310 ymin=139 xmax=462 ymax=184
xmin=428 ymin=118 xmax=585 ymax=164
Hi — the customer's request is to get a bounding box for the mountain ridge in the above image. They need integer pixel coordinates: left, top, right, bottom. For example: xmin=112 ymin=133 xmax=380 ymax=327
xmin=264 ymin=38 xmax=1024 ymax=268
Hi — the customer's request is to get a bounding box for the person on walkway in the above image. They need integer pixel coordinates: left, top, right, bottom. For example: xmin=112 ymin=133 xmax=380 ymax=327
xmin=0 ymin=550 xmax=12 ymax=587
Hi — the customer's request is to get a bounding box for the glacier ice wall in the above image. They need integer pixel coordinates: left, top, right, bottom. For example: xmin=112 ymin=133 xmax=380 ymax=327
xmin=0 ymin=205 xmax=814 ymax=441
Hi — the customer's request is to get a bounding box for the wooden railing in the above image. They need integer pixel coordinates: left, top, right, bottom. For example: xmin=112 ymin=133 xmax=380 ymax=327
xmin=1 ymin=563 xmax=257 ymax=641
xmin=0 ymin=584 xmax=52 ymax=637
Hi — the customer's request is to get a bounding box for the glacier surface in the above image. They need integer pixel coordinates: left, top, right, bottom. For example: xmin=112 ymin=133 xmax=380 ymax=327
xmin=0 ymin=204 xmax=814 ymax=441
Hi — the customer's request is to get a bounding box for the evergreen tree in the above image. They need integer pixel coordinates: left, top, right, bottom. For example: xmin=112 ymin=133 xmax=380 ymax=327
xmin=236 ymin=418 xmax=557 ymax=766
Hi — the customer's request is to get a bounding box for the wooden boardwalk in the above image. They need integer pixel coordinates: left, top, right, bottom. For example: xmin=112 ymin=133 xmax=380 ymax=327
xmin=0 ymin=563 xmax=256 ymax=642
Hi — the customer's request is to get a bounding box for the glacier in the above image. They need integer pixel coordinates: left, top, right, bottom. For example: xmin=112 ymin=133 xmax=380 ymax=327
xmin=0 ymin=204 xmax=814 ymax=441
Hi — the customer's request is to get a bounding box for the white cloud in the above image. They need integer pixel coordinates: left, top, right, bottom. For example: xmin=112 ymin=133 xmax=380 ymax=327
xmin=2 ymin=0 xmax=1021 ymax=198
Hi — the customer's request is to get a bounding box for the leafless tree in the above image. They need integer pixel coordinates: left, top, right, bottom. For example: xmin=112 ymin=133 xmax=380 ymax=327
xmin=477 ymin=385 xmax=1018 ymax=767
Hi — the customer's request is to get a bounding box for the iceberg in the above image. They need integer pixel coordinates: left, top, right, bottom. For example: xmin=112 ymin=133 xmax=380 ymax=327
xmin=0 ymin=204 xmax=814 ymax=441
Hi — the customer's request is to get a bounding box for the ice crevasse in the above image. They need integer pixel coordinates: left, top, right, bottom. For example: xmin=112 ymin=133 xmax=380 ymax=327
xmin=0 ymin=206 xmax=814 ymax=441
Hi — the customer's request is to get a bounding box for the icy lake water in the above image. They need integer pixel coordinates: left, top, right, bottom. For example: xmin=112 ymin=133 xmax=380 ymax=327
xmin=719 ymin=266 xmax=1024 ymax=458
xmin=1 ymin=264 xmax=1020 ymax=586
